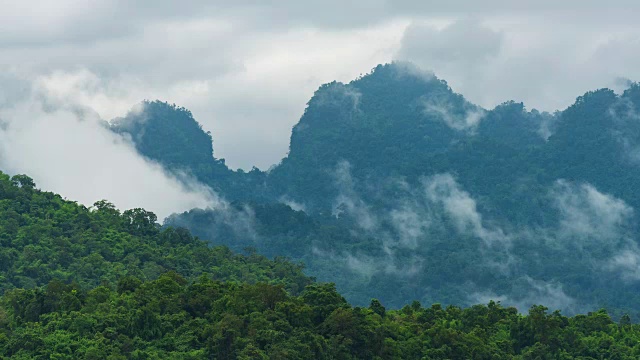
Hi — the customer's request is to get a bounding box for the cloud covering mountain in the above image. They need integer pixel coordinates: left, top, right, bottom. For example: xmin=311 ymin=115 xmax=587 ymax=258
xmin=3 ymin=1 xmax=640 ymax=168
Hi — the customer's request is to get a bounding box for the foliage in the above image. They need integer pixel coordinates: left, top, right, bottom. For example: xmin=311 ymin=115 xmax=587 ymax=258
xmin=0 ymin=171 xmax=311 ymax=295
xmin=110 ymin=100 xmax=269 ymax=201
xmin=5 ymin=170 xmax=638 ymax=358
xmin=2 ymin=279 xmax=640 ymax=359
xmin=153 ymin=64 xmax=640 ymax=317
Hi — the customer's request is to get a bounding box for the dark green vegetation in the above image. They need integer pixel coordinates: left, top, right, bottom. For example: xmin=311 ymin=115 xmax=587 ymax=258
xmin=8 ymin=280 xmax=640 ymax=360
xmin=120 ymin=63 xmax=640 ymax=317
xmin=3 ymin=172 xmax=640 ymax=359
xmin=111 ymin=101 xmax=268 ymax=201
xmin=0 ymin=172 xmax=309 ymax=295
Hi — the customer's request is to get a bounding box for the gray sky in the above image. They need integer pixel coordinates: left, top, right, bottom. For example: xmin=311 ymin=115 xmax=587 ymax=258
xmin=3 ymin=1 xmax=640 ymax=170
xmin=2 ymin=1 xmax=640 ymax=215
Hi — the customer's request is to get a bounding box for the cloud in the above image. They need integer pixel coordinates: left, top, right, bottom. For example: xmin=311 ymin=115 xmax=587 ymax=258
xmin=328 ymin=168 xmax=516 ymax=284
xmin=0 ymin=75 xmax=219 ymax=219
xmin=331 ymin=167 xmax=513 ymax=250
xmin=545 ymin=180 xmax=640 ymax=284
xmin=344 ymin=253 xmax=378 ymax=278
xmin=422 ymin=96 xmax=486 ymax=131
xmin=332 ymin=160 xmax=378 ymax=231
xmin=608 ymin=245 xmax=640 ymax=281
xmin=423 ymin=173 xmax=508 ymax=245
xmin=312 ymin=245 xmax=423 ymax=281
xmin=536 ymin=110 xmax=558 ymax=140
xmin=397 ymin=18 xmax=503 ymax=74
xmin=471 ymin=276 xmax=577 ymax=313
xmin=396 ymin=15 xmax=640 ymax=116
xmin=325 ymin=167 xmax=640 ymax=309
xmin=346 ymin=250 xmax=423 ymax=278
xmin=314 ymin=83 xmax=362 ymax=113
xmin=607 ymin=95 xmax=640 ymax=164
xmin=325 ymin=166 xmax=640 ymax=309
xmin=0 ymin=5 xmax=403 ymax=170
xmin=5 ymin=1 xmax=640 ymax=170
xmin=279 ymin=196 xmax=307 ymax=213
xmin=389 ymin=205 xmax=430 ymax=249
xmin=552 ymin=180 xmax=633 ymax=241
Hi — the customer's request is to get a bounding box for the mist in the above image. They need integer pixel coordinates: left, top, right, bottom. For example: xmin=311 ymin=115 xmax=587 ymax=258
xmin=0 ymin=75 xmax=219 ymax=219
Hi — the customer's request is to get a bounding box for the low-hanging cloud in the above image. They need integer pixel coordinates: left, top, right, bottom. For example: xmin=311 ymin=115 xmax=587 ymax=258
xmin=607 ymin=94 xmax=640 ymax=164
xmin=312 ymin=245 xmax=423 ymax=281
xmin=545 ymin=180 xmax=640 ymax=285
xmin=552 ymin=180 xmax=633 ymax=241
xmin=319 ymin=161 xmax=640 ymax=311
xmin=332 ymin=163 xmax=510 ymax=248
xmin=331 ymin=163 xmax=513 ymax=250
xmin=423 ymin=173 xmax=509 ymax=245
xmin=607 ymin=243 xmax=640 ymax=282
xmin=471 ymin=276 xmax=577 ymax=313
xmin=278 ymin=196 xmax=307 ymax=213
xmin=422 ymin=96 xmax=486 ymax=131
xmin=313 ymin=83 xmax=363 ymax=114
xmin=0 ymin=75 xmax=219 ymax=219
xmin=325 ymin=165 xmax=517 ymax=286
xmin=389 ymin=204 xmax=430 ymax=249
xmin=332 ymin=160 xmax=378 ymax=231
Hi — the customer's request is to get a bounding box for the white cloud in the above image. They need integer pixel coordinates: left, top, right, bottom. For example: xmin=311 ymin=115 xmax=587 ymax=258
xmin=396 ymin=15 xmax=640 ymax=114
xmin=279 ymin=196 xmax=307 ymax=213
xmin=608 ymin=247 xmax=640 ymax=281
xmin=471 ymin=276 xmax=577 ymax=313
xmin=423 ymin=173 xmax=508 ymax=245
xmin=422 ymin=96 xmax=486 ymax=131
xmin=545 ymin=180 xmax=640 ymax=283
xmin=0 ymin=76 xmax=219 ymax=219
xmin=608 ymin=96 xmax=640 ymax=164
xmin=332 ymin=160 xmax=378 ymax=231
xmin=3 ymin=2 xmax=640 ymax=172
xmin=389 ymin=205 xmax=430 ymax=249
xmin=552 ymin=180 xmax=633 ymax=241
xmin=0 ymin=9 xmax=404 ymax=170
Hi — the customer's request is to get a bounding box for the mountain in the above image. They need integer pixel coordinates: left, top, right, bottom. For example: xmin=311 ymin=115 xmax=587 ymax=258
xmin=3 ymin=171 xmax=640 ymax=359
xmin=0 ymin=172 xmax=311 ymax=294
xmin=115 ymin=63 xmax=640 ymax=318
xmin=7 ymin=173 xmax=640 ymax=359
xmin=268 ymin=63 xmax=539 ymax=211
xmin=111 ymin=100 xmax=270 ymax=201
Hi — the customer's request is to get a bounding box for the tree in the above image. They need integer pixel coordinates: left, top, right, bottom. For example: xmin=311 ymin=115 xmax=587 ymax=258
xmin=369 ymin=299 xmax=386 ymax=317
xmin=122 ymin=208 xmax=159 ymax=236
xmin=11 ymin=174 xmax=35 ymax=189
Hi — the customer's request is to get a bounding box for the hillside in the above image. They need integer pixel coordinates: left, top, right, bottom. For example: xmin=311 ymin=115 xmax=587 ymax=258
xmin=3 ymin=171 xmax=640 ymax=358
xmin=0 ymin=172 xmax=309 ymax=294
xmin=114 ymin=63 xmax=640 ymax=317
xmin=111 ymin=101 xmax=270 ymax=202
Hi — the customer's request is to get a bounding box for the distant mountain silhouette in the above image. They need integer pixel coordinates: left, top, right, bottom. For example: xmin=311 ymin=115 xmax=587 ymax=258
xmin=116 ymin=63 xmax=640 ymax=316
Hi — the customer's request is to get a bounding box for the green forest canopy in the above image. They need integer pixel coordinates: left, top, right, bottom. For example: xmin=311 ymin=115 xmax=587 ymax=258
xmin=2 ymin=172 xmax=640 ymax=358
xmin=130 ymin=64 xmax=640 ymax=316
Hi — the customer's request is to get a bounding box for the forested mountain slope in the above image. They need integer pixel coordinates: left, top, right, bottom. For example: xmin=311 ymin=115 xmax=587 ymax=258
xmin=115 ymin=63 xmax=640 ymax=317
xmin=111 ymin=101 xmax=269 ymax=202
xmin=3 ymin=171 xmax=640 ymax=359
xmin=0 ymin=172 xmax=309 ymax=294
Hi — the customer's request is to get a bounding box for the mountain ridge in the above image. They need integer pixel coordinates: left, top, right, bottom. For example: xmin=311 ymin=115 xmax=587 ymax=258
xmin=112 ymin=62 xmax=640 ymax=316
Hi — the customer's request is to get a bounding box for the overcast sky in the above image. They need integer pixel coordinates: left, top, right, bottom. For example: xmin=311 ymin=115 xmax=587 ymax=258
xmin=0 ymin=2 xmax=639 ymax=193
